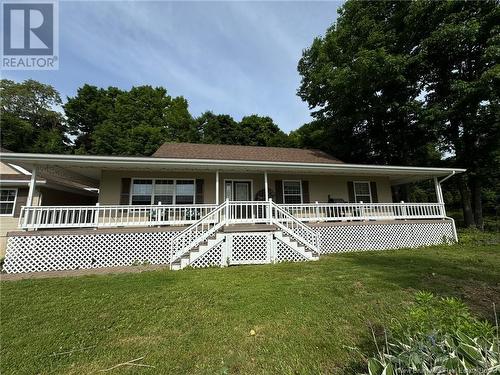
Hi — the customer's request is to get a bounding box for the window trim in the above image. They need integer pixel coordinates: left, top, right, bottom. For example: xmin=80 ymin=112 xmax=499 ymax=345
xmin=0 ymin=188 xmax=18 ymax=216
xmin=282 ymin=180 xmax=303 ymax=204
xmin=129 ymin=178 xmax=196 ymax=205
xmin=353 ymin=181 xmax=372 ymax=203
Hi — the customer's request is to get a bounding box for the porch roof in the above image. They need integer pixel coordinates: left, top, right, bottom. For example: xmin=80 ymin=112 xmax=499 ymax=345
xmin=0 ymin=151 xmax=466 ymax=186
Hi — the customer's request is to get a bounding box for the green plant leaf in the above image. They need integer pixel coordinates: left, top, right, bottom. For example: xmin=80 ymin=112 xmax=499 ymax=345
xmin=368 ymin=358 xmax=383 ymax=375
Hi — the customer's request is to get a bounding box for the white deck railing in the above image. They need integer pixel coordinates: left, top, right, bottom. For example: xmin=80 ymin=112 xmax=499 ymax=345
xmin=18 ymin=201 xmax=446 ymax=230
xmin=19 ymin=204 xmax=218 ymax=230
xmin=280 ymin=202 xmax=445 ymax=222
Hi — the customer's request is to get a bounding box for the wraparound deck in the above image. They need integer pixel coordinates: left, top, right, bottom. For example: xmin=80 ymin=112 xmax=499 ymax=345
xmin=18 ymin=201 xmax=447 ymax=230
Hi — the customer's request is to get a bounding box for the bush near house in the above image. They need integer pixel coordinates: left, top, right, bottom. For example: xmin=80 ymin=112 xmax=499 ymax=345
xmin=1 ymin=230 xmax=499 ymax=374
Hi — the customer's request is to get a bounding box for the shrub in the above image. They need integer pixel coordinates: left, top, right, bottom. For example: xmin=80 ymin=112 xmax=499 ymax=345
xmin=364 ymin=292 xmax=500 ymax=375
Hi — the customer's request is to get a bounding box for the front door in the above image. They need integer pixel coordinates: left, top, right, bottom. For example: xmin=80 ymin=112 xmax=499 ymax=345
xmin=225 ymin=180 xmax=251 ymax=201
xmin=234 ymin=182 xmax=250 ymax=201
xmin=225 ymin=180 xmax=252 ymax=221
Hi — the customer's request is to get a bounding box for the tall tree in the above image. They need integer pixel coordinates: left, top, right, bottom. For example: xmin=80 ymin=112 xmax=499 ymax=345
xmin=65 ymin=85 xmax=197 ymax=155
xmin=408 ymin=1 xmax=499 ymax=228
xmin=0 ymin=79 xmax=68 ymax=153
xmin=297 ymin=0 xmax=499 ymax=227
xmin=64 ymin=84 xmax=122 ymax=154
xmin=239 ymin=115 xmax=293 ymax=147
xmin=197 ymin=112 xmax=241 ymax=145
xmin=297 ymin=1 xmax=438 ymax=166
xmin=196 ymin=112 xmax=294 ymax=147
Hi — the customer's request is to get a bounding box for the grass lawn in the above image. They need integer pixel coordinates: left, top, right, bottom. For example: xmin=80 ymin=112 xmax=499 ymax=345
xmin=1 ymin=230 xmax=499 ymax=374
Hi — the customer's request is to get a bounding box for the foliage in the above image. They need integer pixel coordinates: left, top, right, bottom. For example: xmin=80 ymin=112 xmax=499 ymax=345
xmin=63 ymin=86 xmax=295 ymax=155
xmin=391 ymin=292 xmax=495 ymax=340
xmin=297 ymin=1 xmax=439 ymax=166
xmin=196 ymin=112 xmax=294 ymax=147
xmin=0 ymin=79 xmax=69 ymax=153
xmin=365 ymin=292 xmax=499 ymax=375
xmin=65 ymin=85 xmax=197 ymax=155
xmin=366 ymin=332 xmax=500 ymax=375
xmin=297 ymin=0 xmax=500 ymax=228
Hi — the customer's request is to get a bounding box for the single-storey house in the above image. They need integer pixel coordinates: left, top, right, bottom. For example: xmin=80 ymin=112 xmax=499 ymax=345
xmin=0 ymin=143 xmax=465 ymax=273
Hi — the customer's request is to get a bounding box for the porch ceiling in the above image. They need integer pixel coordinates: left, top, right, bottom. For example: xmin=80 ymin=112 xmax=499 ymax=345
xmin=0 ymin=152 xmax=466 ymax=185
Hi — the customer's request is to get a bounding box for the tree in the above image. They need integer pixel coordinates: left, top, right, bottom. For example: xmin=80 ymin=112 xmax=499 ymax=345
xmin=297 ymin=0 xmax=499 ymax=227
xmin=298 ymin=1 xmax=439 ymax=166
xmin=65 ymin=85 xmax=197 ymax=155
xmin=407 ymin=1 xmax=500 ymax=228
xmin=64 ymin=84 xmax=121 ymax=154
xmin=239 ymin=115 xmax=293 ymax=147
xmin=196 ymin=112 xmax=294 ymax=147
xmin=0 ymin=79 xmax=68 ymax=153
xmin=197 ymin=112 xmax=241 ymax=145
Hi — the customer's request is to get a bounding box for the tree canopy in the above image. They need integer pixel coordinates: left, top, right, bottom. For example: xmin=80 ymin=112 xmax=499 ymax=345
xmin=1 ymin=80 xmax=296 ymax=157
xmin=1 ymin=79 xmax=69 ymax=153
xmin=297 ymin=0 xmax=499 ymax=227
xmin=65 ymin=85 xmax=197 ymax=155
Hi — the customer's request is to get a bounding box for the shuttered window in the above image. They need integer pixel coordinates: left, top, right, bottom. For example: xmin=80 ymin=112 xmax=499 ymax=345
xmin=130 ymin=179 xmax=195 ymax=205
xmin=353 ymin=181 xmax=372 ymax=203
xmin=282 ymin=180 xmax=303 ymax=204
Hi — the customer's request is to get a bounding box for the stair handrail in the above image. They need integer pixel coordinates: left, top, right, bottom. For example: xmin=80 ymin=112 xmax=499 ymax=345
xmin=270 ymin=200 xmax=320 ymax=255
xmin=170 ymin=200 xmax=229 ymax=265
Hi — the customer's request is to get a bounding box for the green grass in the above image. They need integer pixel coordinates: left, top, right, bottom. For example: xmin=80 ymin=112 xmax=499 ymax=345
xmin=1 ymin=231 xmax=499 ymax=374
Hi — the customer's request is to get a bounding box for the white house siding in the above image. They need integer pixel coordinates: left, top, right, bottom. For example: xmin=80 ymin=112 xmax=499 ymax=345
xmin=99 ymin=170 xmax=394 ymax=205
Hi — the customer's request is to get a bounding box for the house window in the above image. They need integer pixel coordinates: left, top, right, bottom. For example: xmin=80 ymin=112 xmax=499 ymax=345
xmin=283 ymin=180 xmax=302 ymax=204
xmin=131 ymin=179 xmax=153 ymax=205
xmin=153 ymin=180 xmax=174 ymax=204
xmin=0 ymin=189 xmax=17 ymax=215
xmin=354 ymin=181 xmax=372 ymax=203
xmin=131 ymin=179 xmax=195 ymax=205
xmin=174 ymin=180 xmax=195 ymax=204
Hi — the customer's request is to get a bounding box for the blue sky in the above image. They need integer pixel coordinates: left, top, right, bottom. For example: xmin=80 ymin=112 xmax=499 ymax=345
xmin=3 ymin=1 xmax=341 ymax=132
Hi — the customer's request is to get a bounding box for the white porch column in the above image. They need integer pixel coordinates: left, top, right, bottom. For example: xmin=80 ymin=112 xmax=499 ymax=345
xmin=27 ymin=166 xmax=37 ymax=207
xmin=433 ymin=177 xmax=444 ymax=204
xmin=215 ymin=170 xmax=220 ymax=205
xmin=434 ymin=176 xmax=445 ymax=217
xmin=264 ymin=171 xmax=269 ymax=201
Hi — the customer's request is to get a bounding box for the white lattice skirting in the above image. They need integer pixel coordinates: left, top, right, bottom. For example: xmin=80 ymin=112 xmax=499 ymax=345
xmin=313 ymin=220 xmax=456 ymax=254
xmin=3 ymin=231 xmax=178 ymax=273
xmin=3 ymin=220 xmax=456 ymax=273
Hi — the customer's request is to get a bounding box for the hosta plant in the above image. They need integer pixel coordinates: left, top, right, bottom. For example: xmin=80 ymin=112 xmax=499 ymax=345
xmin=364 ymin=293 xmax=500 ymax=375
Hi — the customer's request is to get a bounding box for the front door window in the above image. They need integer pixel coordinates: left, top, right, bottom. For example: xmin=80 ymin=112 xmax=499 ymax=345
xmin=224 ymin=180 xmax=251 ymax=201
xmin=234 ymin=182 xmax=250 ymax=201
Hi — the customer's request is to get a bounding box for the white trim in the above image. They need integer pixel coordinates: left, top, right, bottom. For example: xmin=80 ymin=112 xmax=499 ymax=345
xmin=26 ymin=167 xmax=37 ymax=207
xmin=8 ymin=163 xmax=31 ymax=175
xmin=282 ymin=180 xmax=303 ymax=204
xmin=264 ymin=171 xmax=269 ymax=201
xmin=129 ymin=178 xmax=196 ymax=205
xmin=0 ymin=152 xmax=467 ymax=177
xmin=0 ymin=179 xmax=46 ymax=185
xmin=215 ymin=170 xmax=220 ymax=205
xmin=353 ymin=181 xmax=372 ymax=203
xmin=0 ymin=187 xmax=18 ymax=216
xmin=223 ymin=179 xmax=253 ymax=201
